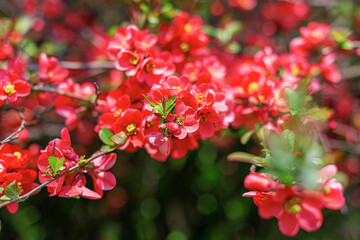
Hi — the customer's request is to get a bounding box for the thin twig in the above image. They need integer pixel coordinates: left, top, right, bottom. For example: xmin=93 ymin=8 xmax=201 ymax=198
xmin=31 ymin=85 xmax=98 ymax=104
xmin=0 ymin=150 xmax=112 ymax=209
xmin=342 ymin=65 xmax=360 ymax=80
xmin=0 ymin=110 xmax=27 ymax=145
xmin=92 ymin=82 xmax=100 ymax=106
xmin=315 ymin=124 xmax=331 ymax=153
xmin=27 ymin=61 xmax=115 ymax=71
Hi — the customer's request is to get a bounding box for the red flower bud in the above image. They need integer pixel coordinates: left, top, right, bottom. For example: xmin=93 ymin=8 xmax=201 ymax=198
xmin=244 ymin=172 xmax=277 ymax=192
xmin=167 ymin=122 xmax=181 ymax=135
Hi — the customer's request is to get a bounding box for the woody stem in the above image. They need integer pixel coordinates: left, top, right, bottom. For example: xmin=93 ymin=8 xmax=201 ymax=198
xmin=0 ymin=149 xmax=113 ymax=209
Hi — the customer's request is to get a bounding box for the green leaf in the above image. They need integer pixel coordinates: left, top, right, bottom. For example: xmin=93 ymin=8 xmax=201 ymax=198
xmin=281 ymin=129 xmax=295 ymax=152
xmin=143 ymin=95 xmax=165 ymax=116
xmin=15 ymin=16 xmax=33 ymax=34
xmin=256 ymin=128 xmax=270 ymax=148
xmin=165 ymin=95 xmax=177 ymax=116
xmin=153 ymin=104 xmax=165 ymax=116
xmin=48 ymin=156 xmax=65 ymax=175
xmin=140 ymin=3 xmax=150 ymax=14
xmin=108 ymin=25 xmax=120 ymax=37
xmin=99 ymin=128 xmax=114 ymax=146
xmin=332 ymin=30 xmax=346 ymax=43
xmin=4 ymin=181 xmax=19 ymax=199
xmin=148 ymin=16 xmax=159 ymax=25
xmin=0 ymin=195 xmax=11 ymax=201
xmin=306 ymin=107 xmax=333 ymax=122
xmin=100 ymin=145 xmax=117 ymax=152
xmin=111 ymin=131 xmax=127 ymax=146
xmin=285 ymin=79 xmax=312 ymax=116
xmin=227 ymin=152 xmax=257 ymax=163
xmin=240 ymin=130 xmax=254 ymax=145
xmin=341 ymin=41 xmax=353 ymax=50
xmin=143 ymin=95 xmax=157 ymax=107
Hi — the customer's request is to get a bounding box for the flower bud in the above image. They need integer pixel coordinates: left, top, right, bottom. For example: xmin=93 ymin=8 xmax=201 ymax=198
xmin=167 ymin=122 xmax=181 ymax=135
xmin=244 ymin=172 xmax=276 ymax=192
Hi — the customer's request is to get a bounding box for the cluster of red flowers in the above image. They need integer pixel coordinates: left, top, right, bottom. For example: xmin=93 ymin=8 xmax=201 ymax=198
xmin=243 ymin=165 xmax=345 ymax=236
xmin=0 ymin=143 xmax=39 ymax=213
xmin=37 ymin=128 xmax=116 ymax=199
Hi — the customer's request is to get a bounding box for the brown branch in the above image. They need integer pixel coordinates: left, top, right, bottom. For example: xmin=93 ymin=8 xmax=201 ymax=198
xmin=27 ymin=61 xmax=115 ymax=71
xmin=315 ymin=124 xmax=331 ymax=153
xmin=92 ymin=82 xmax=101 ymax=106
xmin=0 ymin=150 xmax=113 ymax=209
xmin=342 ymin=65 xmax=360 ymax=80
xmin=0 ymin=110 xmax=27 ymax=145
xmin=31 ymin=85 xmax=99 ymax=104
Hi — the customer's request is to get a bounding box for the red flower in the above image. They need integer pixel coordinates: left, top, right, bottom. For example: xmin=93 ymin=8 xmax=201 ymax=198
xmin=0 ymin=59 xmax=30 ymax=107
xmin=0 ymin=143 xmax=39 ymax=213
xmin=87 ymin=152 xmax=117 ymax=196
xmin=58 ymin=173 xmax=102 ymax=199
xmin=318 ymin=164 xmax=345 ymax=210
xmin=114 ymin=109 xmax=145 ymax=152
xmin=39 ymin=53 xmax=69 ymax=84
xmin=300 ymin=22 xmax=330 ymax=46
xmin=114 ymin=50 xmax=143 ymax=77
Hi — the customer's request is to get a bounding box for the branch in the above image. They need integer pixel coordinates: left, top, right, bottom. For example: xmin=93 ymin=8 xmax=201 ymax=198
xmin=31 ymin=85 xmax=102 ymax=105
xmin=27 ymin=61 xmax=115 ymax=71
xmin=342 ymin=65 xmax=360 ymax=80
xmin=315 ymin=124 xmax=331 ymax=153
xmin=0 ymin=150 xmax=112 ymax=209
xmin=0 ymin=110 xmax=27 ymax=145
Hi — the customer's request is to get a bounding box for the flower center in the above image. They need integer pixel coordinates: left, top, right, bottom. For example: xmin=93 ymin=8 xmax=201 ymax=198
xmin=126 ymin=124 xmax=137 ymax=135
xmin=172 ymin=86 xmax=182 ymax=91
xmin=247 ymin=82 xmax=259 ymax=94
xmin=180 ymin=42 xmax=190 ymax=52
xmin=113 ymin=109 xmax=122 ymax=118
xmin=17 ymin=182 xmax=23 ymax=195
xmin=130 ymin=54 xmax=140 ymax=65
xmin=13 ymin=152 xmax=22 ymax=159
xmin=184 ymin=23 xmax=192 ymax=32
xmin=145 ymin=62 xmax=155 ymax=72
xmin=176 ymin=116 xmax=184 ymax=126
xmin=284 ymin=197 xmax=302 ymax=214
xmin=324 ymin=186 xmax=331 ymax=195
xmin=4 ymin=83 xmax=16 ymax=96
xmin=291 ymin=66 xmax=300 ymax=76
xmin=195 ymin=93 xmax=204 ymax=104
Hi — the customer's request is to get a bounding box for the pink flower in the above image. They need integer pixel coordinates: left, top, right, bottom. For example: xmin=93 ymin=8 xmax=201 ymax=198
xmin=58 ymin=173 xmax=102 ymax=199
xmin=39 ymin=53 xmax=69 ymax=84
xmin=318 ymin=164 xmax=345 ymax=210
xmin=0 ymin=59 xmax=30 ymax=107
xmin=114 ymin=50 xmax=142 ymax=77
xmin=87 ymin=152 xmax=117 ymax=196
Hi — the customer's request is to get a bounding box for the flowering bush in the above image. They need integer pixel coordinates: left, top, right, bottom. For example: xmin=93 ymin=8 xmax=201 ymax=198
xmin=1 ymin=0 xmax=360 ymax=239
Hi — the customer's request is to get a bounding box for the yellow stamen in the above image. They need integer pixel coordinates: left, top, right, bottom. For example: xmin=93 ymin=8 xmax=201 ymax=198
xmin=184 ymin=23 xmax=192 ymax=32
xmin=180 ymin=42 xmax=190 ymax=52
xmin=130 ymin=54 xmax=140 ymax=65
xmin=176 ymin=116 xmax=184 ymax=126
xmin=195 ymin=93 xmax=204 ymax=104
xmin=126 ymin=124 xmax=137 ymax=135
xmin=145 ymin=62 xmax=155 ymax=72
xmin=172 ymin=86 xmax=182 ymax=91
xmin=113 ymin=109 xmax=122 ymax=118
xmin=247 ymin=82 xmax=259 ymax=94
xmin=13 ymin=152 xmax=22 ymax=159
xmin=4 ymin=83 xmax=16 ymax=96
xmin=284 ymin=197 xmax=302 ymax=214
